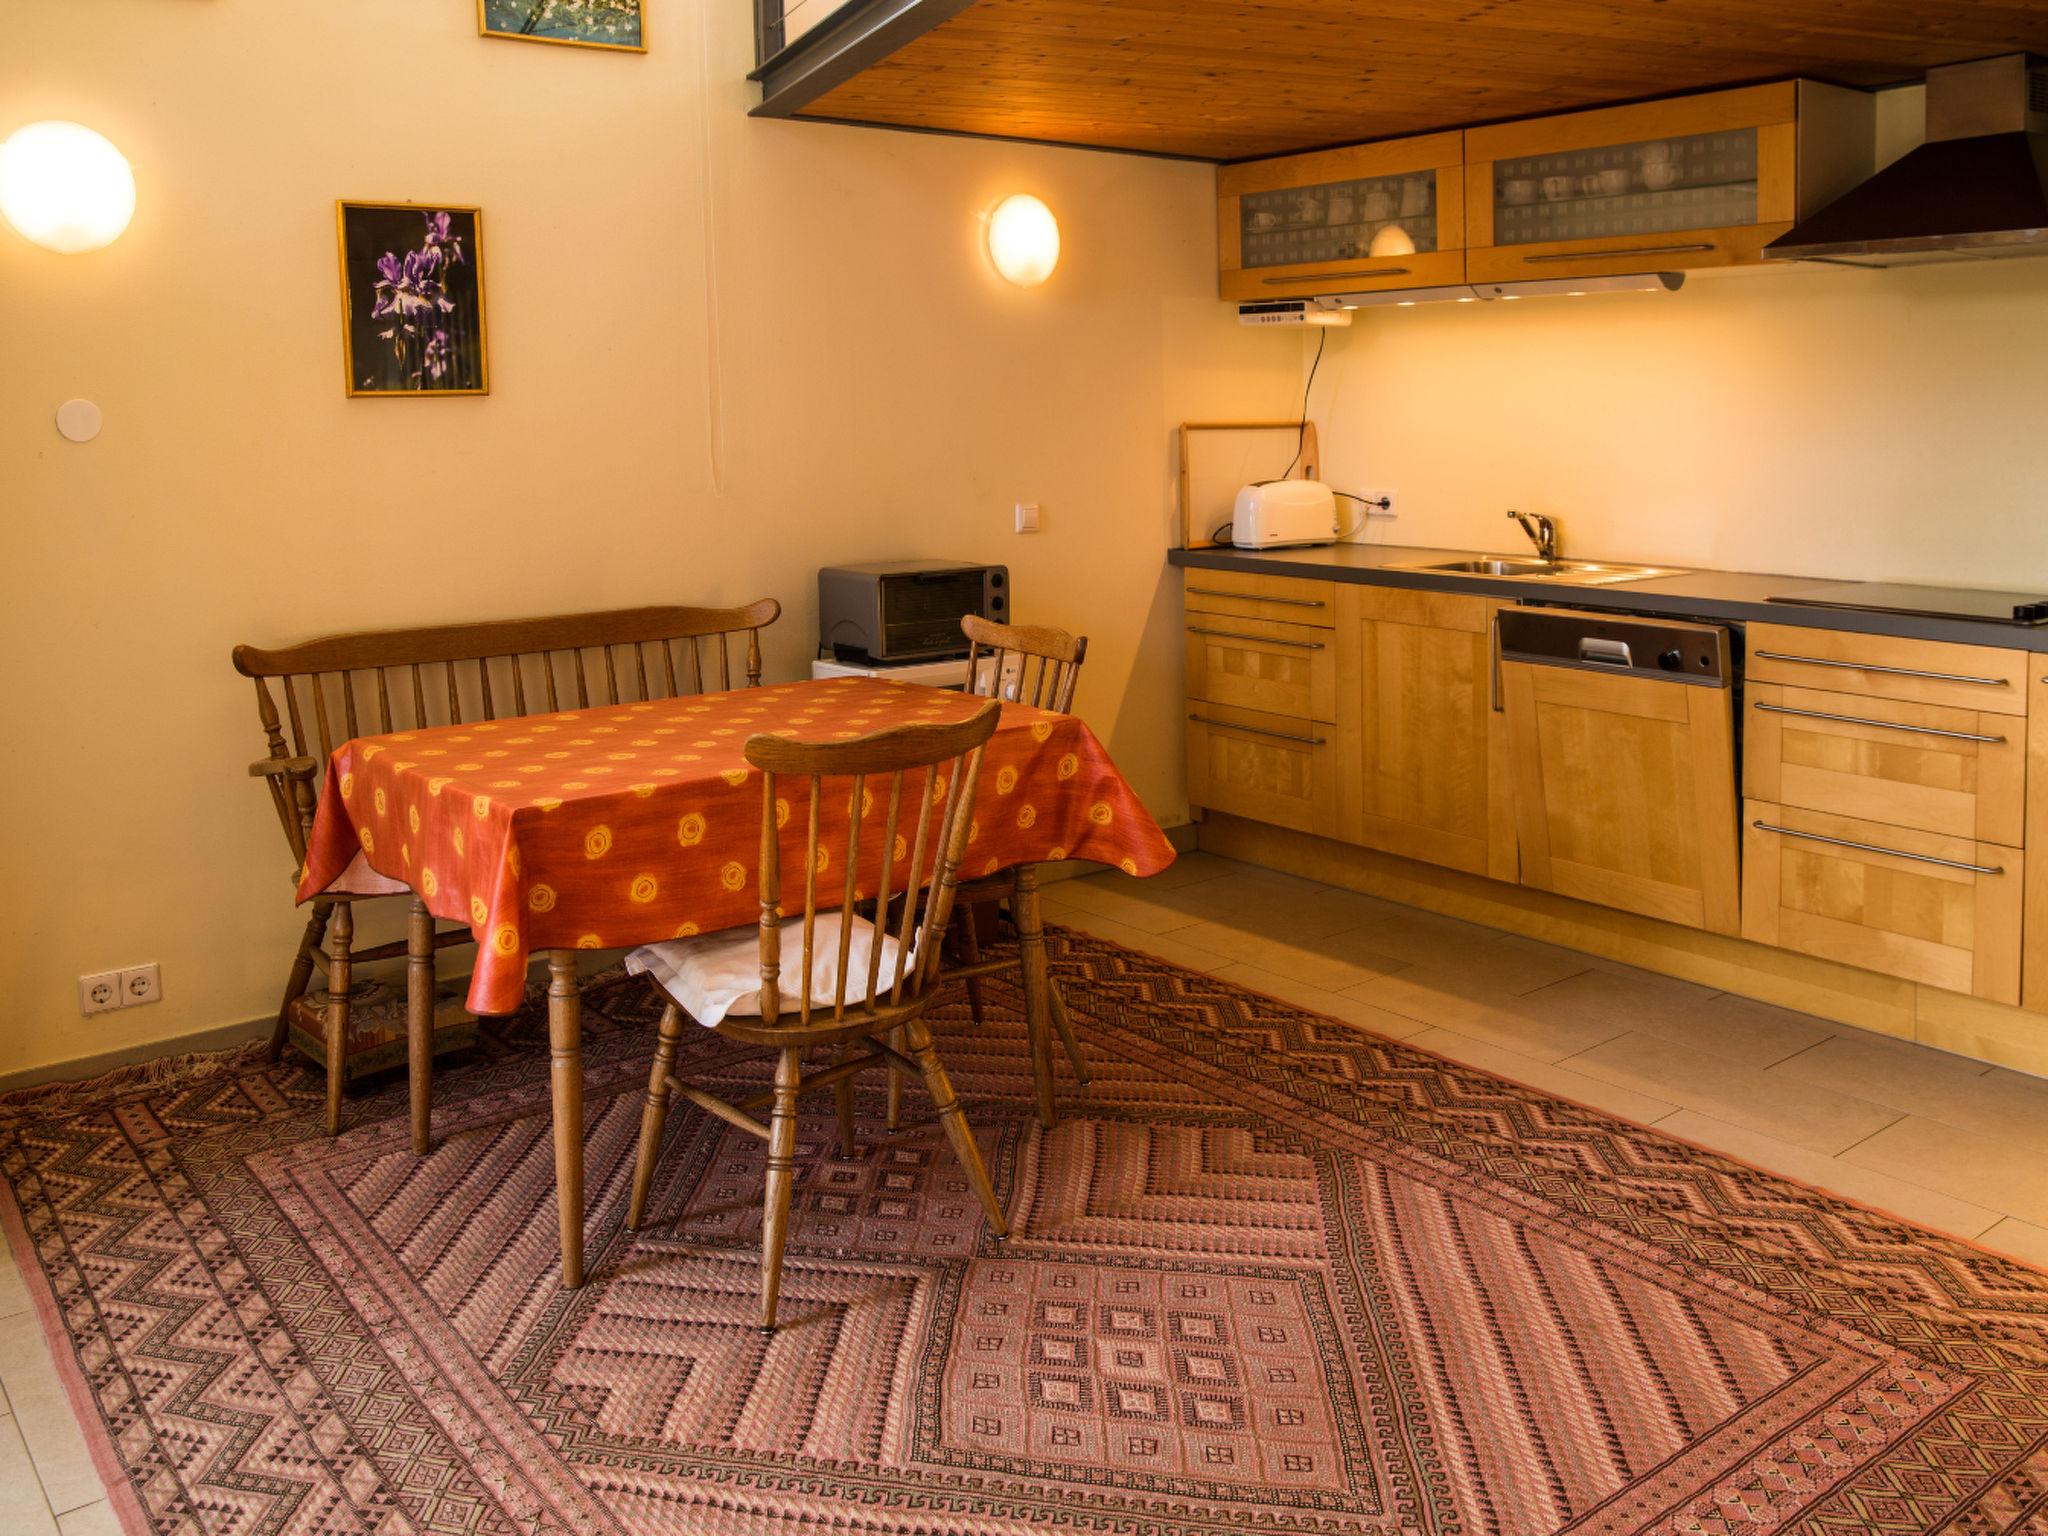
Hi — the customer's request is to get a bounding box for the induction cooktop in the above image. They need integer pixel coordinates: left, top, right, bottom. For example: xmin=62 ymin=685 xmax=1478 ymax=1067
xmin=1768 ymin=581 xmax=2048 ymax=626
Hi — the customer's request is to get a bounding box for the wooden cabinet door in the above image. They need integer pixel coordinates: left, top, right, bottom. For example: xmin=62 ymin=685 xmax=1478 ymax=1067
xmin=1747 ymin=623 xmax=2029 ymax=716
xmin=1746 ymin=801 xmax=2021 ymax=1006
xmin=1344 ymin=588 xmax=1515 ymax=879
xmin=2026 ymin=673 xmax=2048 ymax=1012
xmin=1219 ymin=132 xmax=1466 ymax=301
xmin=1502 ymin=660 xmax=1740 ymax=933
xmin=1465 ymin=83 xmax=1799 ymax=284
xmin=1746 ymin=682 xmax=2024 ymax=845
xmin=1186 ymin=703 xmax=1343 ymax=839
xmin=1184 ymin=615 xmax=1336 ymax=722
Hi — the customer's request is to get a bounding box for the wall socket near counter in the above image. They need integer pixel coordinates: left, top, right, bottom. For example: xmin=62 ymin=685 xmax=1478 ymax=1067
xmin=79 ymin=963 xmax=162 ymax=1016
xmin=1342 ymin=487 xmax=1398 ymax=538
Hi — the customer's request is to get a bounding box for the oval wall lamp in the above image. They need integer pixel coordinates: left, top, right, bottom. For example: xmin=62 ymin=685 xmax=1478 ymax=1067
xmin=0 ymin=121 xmax=136 ymax=253
xmin=987 ymin=193 xmax=1060 ymax=287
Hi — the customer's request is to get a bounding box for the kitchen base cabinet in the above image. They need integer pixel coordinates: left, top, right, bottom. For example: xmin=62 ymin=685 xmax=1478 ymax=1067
xmin=1744 ymin=801 xmax=2022 ymax=1007
xmin=1186 ymin=704 xmax=1342 ymax=840
xmin=1342 ymin=587 xmax=1515 ymax=880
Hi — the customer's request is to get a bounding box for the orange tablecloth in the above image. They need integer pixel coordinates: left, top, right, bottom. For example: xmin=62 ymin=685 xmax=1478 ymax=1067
xmin=298 ymin=677 xmax=1174 ymax=1014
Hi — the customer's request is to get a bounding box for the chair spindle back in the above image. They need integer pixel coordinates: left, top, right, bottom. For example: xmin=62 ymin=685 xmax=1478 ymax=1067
xmin=744 ymin=701 xmax=1001 ymax=1028
xmin=963 ymin=614 xmax=1087 ymax=714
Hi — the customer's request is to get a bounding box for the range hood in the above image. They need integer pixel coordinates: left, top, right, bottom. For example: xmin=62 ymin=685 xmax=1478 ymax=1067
xmin=1766 ymin=54 xmax=2048 ymax=267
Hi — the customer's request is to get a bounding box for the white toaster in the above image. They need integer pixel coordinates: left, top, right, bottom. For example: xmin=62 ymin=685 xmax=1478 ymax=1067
xmin=1232 ymin=479 xmax=1338 ymax=549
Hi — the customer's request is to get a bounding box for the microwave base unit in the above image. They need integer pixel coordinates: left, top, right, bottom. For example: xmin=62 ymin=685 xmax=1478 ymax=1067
xmin=819 ymin=560 xmax=1009 ymax=664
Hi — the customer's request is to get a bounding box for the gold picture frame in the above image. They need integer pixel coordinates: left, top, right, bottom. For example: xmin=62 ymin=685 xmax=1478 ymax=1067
xmin=335 ymin=201 xmax=490 ymax=399
xmin=477 ymin=0 xmax=646 ymax=53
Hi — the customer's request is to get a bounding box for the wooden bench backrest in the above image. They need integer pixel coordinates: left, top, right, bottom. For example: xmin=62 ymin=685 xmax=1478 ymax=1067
xmin=234 ymin=600 xmax=781 ymax=864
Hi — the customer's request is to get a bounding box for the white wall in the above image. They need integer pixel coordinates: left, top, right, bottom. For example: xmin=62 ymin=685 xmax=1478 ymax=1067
xmin=1312 ymin=87 xmax=2048 ymax=586
xmin=0 ymin=0 xmax=1299 ymax=1077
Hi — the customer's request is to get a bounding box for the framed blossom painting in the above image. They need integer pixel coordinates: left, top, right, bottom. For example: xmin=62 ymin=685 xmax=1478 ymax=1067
xmin=336 ymin=202 xmax=489 ymax=398
xmin=478 ymin=0 xmax=645 ymax=52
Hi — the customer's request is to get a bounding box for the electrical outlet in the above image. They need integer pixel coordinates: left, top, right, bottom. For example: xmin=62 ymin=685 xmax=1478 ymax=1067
xmin=1355 ymin=487 xmax=1399 ymax=519
xmin=1014 ymin=502 xmax=1041 ymax=533
xmin=121 ymin=963 xmax=163 ymax=1007
xmin=79 ymin=970 xmax=122 ymax=1016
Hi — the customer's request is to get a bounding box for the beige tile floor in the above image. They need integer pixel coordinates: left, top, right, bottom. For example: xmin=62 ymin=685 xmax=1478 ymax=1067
xmin=3 ymin=848 xmax=2046 ymax=1523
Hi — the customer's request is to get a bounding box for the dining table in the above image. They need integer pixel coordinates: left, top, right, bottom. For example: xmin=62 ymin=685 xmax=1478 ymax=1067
xmin=297 ymin=674 xmax=1175 ymax=1287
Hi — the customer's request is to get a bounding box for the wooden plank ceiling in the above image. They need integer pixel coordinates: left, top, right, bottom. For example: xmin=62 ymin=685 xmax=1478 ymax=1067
xmin=796 ymin=0 xmax=2048 ymax=161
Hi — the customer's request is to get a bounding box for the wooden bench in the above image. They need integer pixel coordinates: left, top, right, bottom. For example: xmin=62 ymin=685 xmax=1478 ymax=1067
xmin=233 ymin=601 xmax=782 ymax=1141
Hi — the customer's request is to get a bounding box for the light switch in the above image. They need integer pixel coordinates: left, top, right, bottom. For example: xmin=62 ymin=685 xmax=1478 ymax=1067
xmin=1014 ymin=502 xmax=1040 ymax=533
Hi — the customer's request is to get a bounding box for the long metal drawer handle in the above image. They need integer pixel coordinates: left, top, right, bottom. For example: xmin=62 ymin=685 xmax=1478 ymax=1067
xmin=1188 ymin=714 xmax=1327 ymax=746
xmin=1187 ymin=625 xmax=1326 ymax=650
xmin=1262 ymin=268 xmax=1410 ymax=284
xmin=1521 ymin=243 xmax=1714 ymax=263
xmin=1751 ymin=820 xmax=2004 ymax=876
xmin=1186 ymin=586 xmax=1327 ymax=609
xmin=1752 ymin=701 xmax=2006 ymax=745
xmin=1752 ymin=650 xmax=2010 ymax=688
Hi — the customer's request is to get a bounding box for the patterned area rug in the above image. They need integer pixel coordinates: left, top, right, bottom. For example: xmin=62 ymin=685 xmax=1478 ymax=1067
xmin=5 ymin=930 xmax=2048 ymax=1536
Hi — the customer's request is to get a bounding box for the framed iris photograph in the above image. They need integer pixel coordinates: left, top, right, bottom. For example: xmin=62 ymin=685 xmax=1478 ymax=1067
xmin=478 ymin=0 xmax=645 ymax=52
xmin=336 ymin=202 xmax=489 ymax=399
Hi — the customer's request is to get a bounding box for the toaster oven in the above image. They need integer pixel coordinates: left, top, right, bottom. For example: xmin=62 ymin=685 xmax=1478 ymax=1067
xmin=818 ymin=560 xmax=1010 ymax=663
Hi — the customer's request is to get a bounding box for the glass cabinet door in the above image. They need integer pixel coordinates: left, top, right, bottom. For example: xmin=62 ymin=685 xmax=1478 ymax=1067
xmin=1489 ymin=128 xmax=1759 ymax=248
xmin=1237 ymin=169 xmax=1440 ymax=271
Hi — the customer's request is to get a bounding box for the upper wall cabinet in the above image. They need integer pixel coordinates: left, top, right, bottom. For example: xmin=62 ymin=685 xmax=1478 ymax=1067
xmin=1218 ymin=132 xmax=1465 ymax=302
xmin=1464 ymin=82 xmax=1872 ymax=284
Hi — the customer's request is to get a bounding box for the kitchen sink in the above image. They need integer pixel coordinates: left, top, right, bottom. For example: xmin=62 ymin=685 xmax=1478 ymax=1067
xmin=1397 ymin=556 xmax=1681 ymax=586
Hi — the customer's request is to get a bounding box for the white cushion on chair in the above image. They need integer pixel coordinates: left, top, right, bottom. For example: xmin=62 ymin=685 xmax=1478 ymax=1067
xmin=625 ymin=911 xmax=910 ymax=1027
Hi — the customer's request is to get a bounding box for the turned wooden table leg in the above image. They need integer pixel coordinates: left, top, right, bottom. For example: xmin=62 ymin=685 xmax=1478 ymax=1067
xmin=1011 ymin=865 xmax=1057 ymax=1130
xmin=547 ymin=951 xmax=586 ymax=1290
xmin=324 ymin=901 xmax=352 ymax=1136
xmin=406 ymin=898 xmax=434 ymax=1156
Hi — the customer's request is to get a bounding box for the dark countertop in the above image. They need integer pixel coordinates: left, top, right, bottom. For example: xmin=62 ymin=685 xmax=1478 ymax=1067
xmin=1169 ymin=542 xmax=2048 ymax=653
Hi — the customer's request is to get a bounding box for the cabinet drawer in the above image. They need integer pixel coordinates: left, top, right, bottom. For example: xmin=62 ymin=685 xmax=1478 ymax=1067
xmin=1747 ymin=623 xmax=2028 ymax=716
xmin=1743 ymin=800 xmax=2020 ymax=1004
xmin=1186 ymin=704 xmax=1342 ymax=839
xmin=1745 ymin=683 xmax=2024 ymax=845
xmin=1183 ymin=570 xmax=1337 ymax=628
xmin=1185 ymin=615 xmax=1337 ymax=721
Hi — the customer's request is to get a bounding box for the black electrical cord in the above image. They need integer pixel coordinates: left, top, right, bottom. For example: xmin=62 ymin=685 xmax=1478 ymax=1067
xmin=1211 ymin=327 xmax=1350 ymax=548
xmin=1275 ymin=326 xmax=1327 ymax=480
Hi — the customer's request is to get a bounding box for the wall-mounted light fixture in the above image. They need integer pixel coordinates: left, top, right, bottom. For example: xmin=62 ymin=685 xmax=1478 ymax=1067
xmin=987 ymin=193 xmax=1059 ymax=287
xmin=0 ymin=121 xmax=136 ymax=253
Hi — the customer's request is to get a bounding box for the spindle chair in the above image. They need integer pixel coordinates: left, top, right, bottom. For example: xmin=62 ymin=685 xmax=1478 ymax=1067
xmin=233 ymin=600 xmax=781 ymax=1144
xmin=890 ymin=615 xmax=1092 ymax=1129
xmin=623 ymin=700 xmax=1004 ymax=1333
xmin=963 ymin=614 xmax=1087 ymax=714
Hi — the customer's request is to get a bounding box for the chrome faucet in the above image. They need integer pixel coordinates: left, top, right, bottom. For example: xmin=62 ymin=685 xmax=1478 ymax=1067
xmin=1507 ymin=509 xmax=1559 ymax=562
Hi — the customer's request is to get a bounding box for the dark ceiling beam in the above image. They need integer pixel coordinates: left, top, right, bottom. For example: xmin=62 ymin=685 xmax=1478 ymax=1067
xmin=751 ymin=0 xmax=981 ymax=120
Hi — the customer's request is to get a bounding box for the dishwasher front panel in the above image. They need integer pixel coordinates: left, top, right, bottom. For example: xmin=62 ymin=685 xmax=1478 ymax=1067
xmin=1498 ymin=608 xmax=1741 ymax=935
